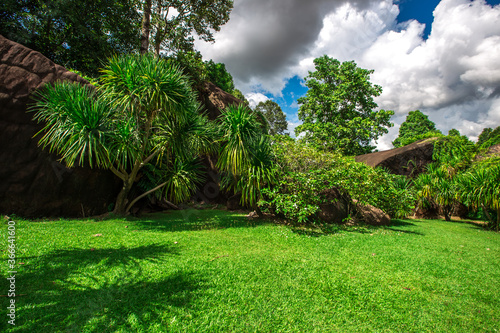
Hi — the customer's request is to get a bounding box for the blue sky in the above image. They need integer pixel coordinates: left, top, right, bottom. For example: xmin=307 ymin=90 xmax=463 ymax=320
xmin=196 ymin=0 xmax=500 ymax=149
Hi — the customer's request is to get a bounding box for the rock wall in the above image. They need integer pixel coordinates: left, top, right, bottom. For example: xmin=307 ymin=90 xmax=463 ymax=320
xmin=196 ymin=81 xmax=243 ymax=120
xmin=0 ymin=34 xmax=121 ymax=217
xmin=193 ymin=81 xmax=247 ymax=207
xmin=355 ymin=138 xmax=437 ymax=177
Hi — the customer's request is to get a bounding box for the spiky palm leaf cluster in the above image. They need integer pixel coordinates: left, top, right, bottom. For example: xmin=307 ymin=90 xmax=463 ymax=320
xmin=414 ymin=163 xmax=458 ymax=221
xmin=217 ymin=105 xmax=276 ymax=208
xmin=456 ymin=158 xmax=500 ymax=229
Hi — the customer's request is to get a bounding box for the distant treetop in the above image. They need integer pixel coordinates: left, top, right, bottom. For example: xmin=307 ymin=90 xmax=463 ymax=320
xmin=393 ymin=110 xmax=441 ymax=148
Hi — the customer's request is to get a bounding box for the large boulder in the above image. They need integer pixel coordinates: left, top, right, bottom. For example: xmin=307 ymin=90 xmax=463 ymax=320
xmin=355 ymin=138 xmax=437 ymax=177
xmin=0 ymin=34 xmax=121 ymax=218
xmin=414 ymin=204 xmax=440 ymax=220
xmin=316 ymin=187 xmax=351 ymax=224
xmin=356 ymin=203 xmax=391 ymax=226
xmin=197 ymin=81 xmax=243 ymax=120
xmin=487 ymin=144 xmax=500 ymax=157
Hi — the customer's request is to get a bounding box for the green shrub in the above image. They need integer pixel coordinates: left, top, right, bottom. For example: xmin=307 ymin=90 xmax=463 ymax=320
xmin=260 ymin=139 xmax=415 ymax=224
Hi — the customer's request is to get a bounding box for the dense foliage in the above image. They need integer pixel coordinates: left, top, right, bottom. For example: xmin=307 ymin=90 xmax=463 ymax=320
xmin=392 ymin=110 xmax=442 ymax=148
xmin=32 ymin=54 xmax=213 ymax=214
xmin=231 ymin=89 xmax=250 ymax=106
xmin=412 ymin=133 xmax=493 ymax=223
xmin=205 ymin=60 xmax=235 ymax=93
xmin=142 ymin=0 xmax=233 ymax=56
xmin=296 ymin=55 xmax=394 ymax=156
xmin=260 ymin=137 xmax=415 ymax=224
xmin=456 ymin=157 xmax=500 ymax=229
xmin=217 ymin=105 xmax=276 ymax=215
xmin=1 ymin=0 xmax=141 ymax=75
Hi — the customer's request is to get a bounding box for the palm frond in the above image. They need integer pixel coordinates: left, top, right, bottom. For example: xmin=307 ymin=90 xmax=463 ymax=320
xmin=31 ymin=82 xmax=113 ymax=168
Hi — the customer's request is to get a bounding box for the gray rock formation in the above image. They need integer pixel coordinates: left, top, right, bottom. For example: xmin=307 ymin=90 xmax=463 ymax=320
xmin=355 ymin=138 xmax=437 ymax=177
xmin=0 ymin=34 xmax=120 ymax=217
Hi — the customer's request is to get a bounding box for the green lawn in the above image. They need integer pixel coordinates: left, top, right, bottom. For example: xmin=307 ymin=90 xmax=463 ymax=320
xmin=1 ymin=210 xmax=499 ymax=332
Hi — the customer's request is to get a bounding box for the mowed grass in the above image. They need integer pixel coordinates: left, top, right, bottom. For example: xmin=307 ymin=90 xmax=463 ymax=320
xmin=1 ymin=210 xmax=499 ymax=332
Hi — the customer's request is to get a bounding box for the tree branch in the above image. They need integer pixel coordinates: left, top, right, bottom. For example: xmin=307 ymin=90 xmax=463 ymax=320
xmin=142 ymin=148 xmax=161 ymax=167
xmin=109 ymin=164 xmax=127 ymax=181
xmin=125 ymin=181 xmax=179 ymax=213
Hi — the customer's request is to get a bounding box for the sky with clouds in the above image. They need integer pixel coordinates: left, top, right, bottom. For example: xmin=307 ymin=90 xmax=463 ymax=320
xmin=195 ymin=0 xmax=500 ymax=151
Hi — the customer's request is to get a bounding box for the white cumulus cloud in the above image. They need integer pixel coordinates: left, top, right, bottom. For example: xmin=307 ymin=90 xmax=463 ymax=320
xmin=196 ymin=0 xmax=500 ymax=150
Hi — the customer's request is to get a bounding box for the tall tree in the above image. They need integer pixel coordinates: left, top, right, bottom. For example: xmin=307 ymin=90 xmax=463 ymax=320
xmin=296 ymin=55 xmax=394 ymax=156
xmin=139 ymin=0 xmax=233 ymax=57
xmin=254 ymin=100 xmax=288 ymax=135
xmin=140 ymin=0 xmax=152 ymax=55
xmin=0 ymin=0 xmax=141 ymax=75
xmin=32 ymin=55 xmax=213 ymax=215
xmin=392 ymin=110 xmax=441 ymax=148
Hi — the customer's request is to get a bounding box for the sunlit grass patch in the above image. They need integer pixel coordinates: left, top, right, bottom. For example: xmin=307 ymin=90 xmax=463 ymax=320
xmin=1 ymin=211 xmax=499 ymax=332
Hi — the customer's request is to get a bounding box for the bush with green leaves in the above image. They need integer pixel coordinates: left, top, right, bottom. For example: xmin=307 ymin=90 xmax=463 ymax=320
xmin=205 ymin=60 xmax=235 ymax=93
xmin=477 ymin=126 xmax=500 ymax=149
xmin=413 ymin=163 xmax=458 ymax=221
xmin=260 ymin=138 xmax=415 ymax=224
xmin=394 ymin=131 xmax=444 ymax=148
xmin=432 ymin=134 xmax=477 ymax=168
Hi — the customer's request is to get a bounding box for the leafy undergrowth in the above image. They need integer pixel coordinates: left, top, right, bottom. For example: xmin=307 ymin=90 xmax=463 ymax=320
xmin=1 ymin=210 xmax=499 ymax=332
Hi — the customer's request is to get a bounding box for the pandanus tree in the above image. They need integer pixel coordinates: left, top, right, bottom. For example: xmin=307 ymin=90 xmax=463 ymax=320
xmin=456 ymin=159 xmax=500 ymax=230
xmin=414 ymin=163 xmax=458 ymax=221
xmin=32 ymin=54 xmax=213 ymax=215
xmin=217 ymin=105 xmax=276 ymax=217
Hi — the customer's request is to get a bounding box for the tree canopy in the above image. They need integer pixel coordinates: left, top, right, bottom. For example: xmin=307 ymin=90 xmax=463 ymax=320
xmin=254 ymin=100 xmax=288 ymax=136
xmin=392 ymin=110 xmax=441 ymax=148
xmin=142 ymin=0 xmax=233 ymax=56
xmin=295 ymin=55 xmax=394 ymax=156
xmin=1 ymin=0 xmax=141 ymax=75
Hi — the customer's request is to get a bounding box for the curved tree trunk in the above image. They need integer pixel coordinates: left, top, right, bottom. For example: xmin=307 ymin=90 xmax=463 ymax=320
xmin=113 ymin=177 xmax=135 ymax=215
xmin=443 ymin=205 xmax=451 ymax=221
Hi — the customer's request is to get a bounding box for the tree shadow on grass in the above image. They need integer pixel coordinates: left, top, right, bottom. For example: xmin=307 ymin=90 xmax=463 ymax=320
xmin=289 ymin=219 xmax=424 ymax=237
xmin=7 ymin=244 xmax=206 ymax=333
xmin=289 ymin=224 xmax=376 ymax=237
xmin=131 ymin=210 xmax=268 ymax=232
xmin=383 ymin=219 xmax=425 ymax=235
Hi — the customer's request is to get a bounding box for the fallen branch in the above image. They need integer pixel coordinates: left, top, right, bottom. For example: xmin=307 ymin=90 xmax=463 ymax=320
xmin=209 ymin=255 xmax=229 ymax=262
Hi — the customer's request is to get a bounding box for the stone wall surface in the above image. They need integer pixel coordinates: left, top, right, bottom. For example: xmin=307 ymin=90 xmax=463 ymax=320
xmin=0 ymin=34 xmax=120 ymax=217
xmin=196 ymin=81 xmax=243 ymax=120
